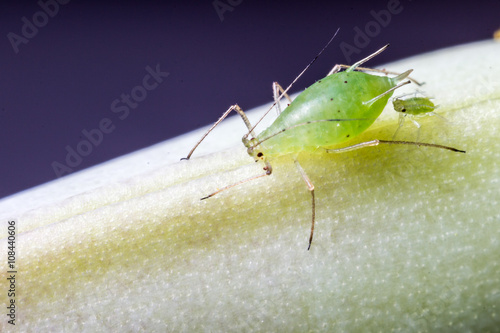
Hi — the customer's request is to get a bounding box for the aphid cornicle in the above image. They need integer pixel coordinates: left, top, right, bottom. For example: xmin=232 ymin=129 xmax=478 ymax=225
xmin=183 ymin=37 xmax=465 ymax=250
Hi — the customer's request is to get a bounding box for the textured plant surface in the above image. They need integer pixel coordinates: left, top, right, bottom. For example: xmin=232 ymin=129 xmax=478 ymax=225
xmin=1 ymin=40 xmax=499 ymax=331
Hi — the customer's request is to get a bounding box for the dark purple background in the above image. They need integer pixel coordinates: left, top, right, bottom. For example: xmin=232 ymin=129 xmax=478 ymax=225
xmin=1 ymin=0 xmax=499 ymax=199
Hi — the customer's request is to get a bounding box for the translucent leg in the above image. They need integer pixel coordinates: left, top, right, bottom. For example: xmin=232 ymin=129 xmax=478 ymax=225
xmin=392 ymin=114 xmax=406 ymax=140
xmin=272 ymin=81 xmax=293 ymax=115
xmin=294 ymin=160 xmax=316 ymax=250
xmin=182 ymin=104 xmax=256 ymax=160
xmin=328 ymin=64 xmax=422 ymax=86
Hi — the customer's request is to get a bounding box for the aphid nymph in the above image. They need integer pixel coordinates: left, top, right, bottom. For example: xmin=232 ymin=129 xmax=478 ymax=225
xmin=183 ymin=35 xmax=465 ymax=250
xmin=392 ymin=93 xmax=444 ymax=140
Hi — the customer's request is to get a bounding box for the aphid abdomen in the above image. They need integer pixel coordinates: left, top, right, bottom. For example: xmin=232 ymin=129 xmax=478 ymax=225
xmin=256 ymin=71 xmax=400 ymax=157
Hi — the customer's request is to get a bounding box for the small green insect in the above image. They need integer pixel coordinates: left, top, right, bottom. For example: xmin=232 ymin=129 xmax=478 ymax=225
xmin=392 ymin=93 xmax=443 ymax=140
xmin=183 ymin=35 xmax=465 ymax=250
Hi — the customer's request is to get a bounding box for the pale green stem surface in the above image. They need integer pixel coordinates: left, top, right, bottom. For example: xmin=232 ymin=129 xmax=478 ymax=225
xmin=1 ymin=40 xmax=499 ymax=331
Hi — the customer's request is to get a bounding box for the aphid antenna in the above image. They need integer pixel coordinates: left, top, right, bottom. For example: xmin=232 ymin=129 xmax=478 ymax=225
xmin=200 ymin=158 xmax=273 ymax=200
xmin=326 ymin=139 xmax=466 ymax=154
xmin=200 ymin=170 xmax=269 ymax=200
xmin=244 ymin=28 xmax=341 ymax=139
xmin=393 ymin=89 xmax=430 ymax=100
xmin=251 ymin=118 xmax=377 ymax=148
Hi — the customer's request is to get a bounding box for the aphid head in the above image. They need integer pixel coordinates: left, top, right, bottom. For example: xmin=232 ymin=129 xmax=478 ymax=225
xmin=242 ymin=137 xmax=266 ymax=162
xmin=393 ymin=99 xmax=405 ymax=113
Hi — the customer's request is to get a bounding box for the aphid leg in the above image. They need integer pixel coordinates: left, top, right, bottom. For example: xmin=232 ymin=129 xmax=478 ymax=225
xmin=326 ymin=44 xmax=419 ymax=84
xmin=409 ymin=118 xmax=422 ymax=141
xmin=364 ymin=79 xmax=412 ymax=106
xmin=329 ymin=64 xmax=423 ymax=86
xmin=201 ymin=160 xmax=273 ymax=200
xmin=327 ymin=64 xmax=344 ymax=76
xmin=182 ymin=104 xmax=256 ymax=160
xmin=294 ymin=160 xmax=316 ymax=250
xmin=325 ymin=140 xmax=466 ymax=154
xmin=392 ymin=114 xmax=406 ymax=140
xmin=347 ymin=44 xmax=390 ymax=72
xmin=430 ymin=111 xmax=448 ymax=122
xmin=272 ymin=82 xmax=293 ymax=115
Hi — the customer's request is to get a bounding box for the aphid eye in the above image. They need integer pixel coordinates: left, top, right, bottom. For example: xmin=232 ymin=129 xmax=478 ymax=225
xmin=257 ymin=152 xmax=263 ymax=157
xmin=402 ymin=108 xmax=407 ymax=112
xmin=344 ymin=81 xmax=347 ymax=83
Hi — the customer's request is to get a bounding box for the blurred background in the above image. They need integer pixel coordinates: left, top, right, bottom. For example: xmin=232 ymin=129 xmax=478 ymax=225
xmin=1 ymin=0 xmax=499 ymax=199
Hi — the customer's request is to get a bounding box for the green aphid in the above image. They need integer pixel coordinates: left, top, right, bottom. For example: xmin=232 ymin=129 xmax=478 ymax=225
xmin=392 ymin=95 xmax=442 ymax=140
xmin=183 ymin=36 xmax=465 ymax=250
xmin=393 ymin=96 xmax=437 ymax=115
